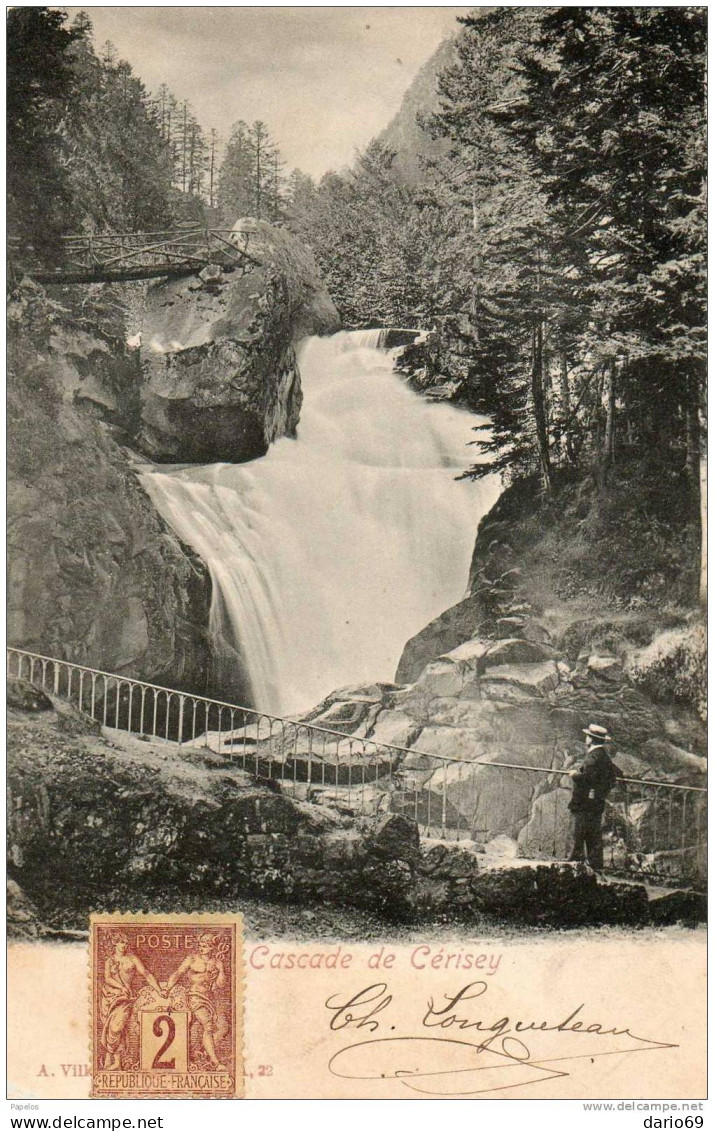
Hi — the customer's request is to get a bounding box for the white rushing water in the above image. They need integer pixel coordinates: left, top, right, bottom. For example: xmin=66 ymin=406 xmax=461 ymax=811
xmin=141 ymin=331 xmax=501 ymax=716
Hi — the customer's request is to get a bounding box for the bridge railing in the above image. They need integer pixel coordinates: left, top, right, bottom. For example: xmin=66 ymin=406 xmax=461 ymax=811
xmin=60 ymin=228 xmax=260 ymax=272
xmin=9 ymin=228 xmax=262 ymax=284
xmin=8 ymin=648 xmax=706 ymax=886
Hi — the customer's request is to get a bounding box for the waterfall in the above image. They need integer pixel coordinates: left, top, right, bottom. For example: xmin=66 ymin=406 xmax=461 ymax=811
xmin=343 ymin=327 xmax=388 ymax=349
xmin=141 ymin=331 xmax=500 ymax=716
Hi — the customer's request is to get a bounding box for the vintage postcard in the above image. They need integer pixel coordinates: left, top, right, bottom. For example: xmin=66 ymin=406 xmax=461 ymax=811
xmin=7 ymin=4 xmax=707 ymax=1106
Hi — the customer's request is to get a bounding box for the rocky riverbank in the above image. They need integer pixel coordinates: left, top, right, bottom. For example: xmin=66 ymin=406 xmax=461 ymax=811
xmin=268 ymin=472 xmax=707 ymax=890
xmin=8 ymin=679 xmax=705 ymax=939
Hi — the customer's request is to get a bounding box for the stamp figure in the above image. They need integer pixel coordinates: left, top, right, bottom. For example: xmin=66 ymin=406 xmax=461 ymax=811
xmin=101 ymin=930 xmax=164 ymax=1070
xmin=163 ymin=932 xmax=230 ymax=1070
xmin=91 ymin=914 xmax=243 ymax=1099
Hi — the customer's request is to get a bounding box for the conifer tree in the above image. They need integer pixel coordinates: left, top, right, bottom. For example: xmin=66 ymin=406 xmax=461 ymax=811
xmin=217 ymin=120 xmax=254 ymax=220
xmin=512 ymin=6 xmax=706 ymax=477
xmin=217 ymin=120 xmax=285 ymax=223
xmin=284 ymin=168 xmax=317 ymax=234
xmin=7 ymin=6 xmax=79 ymax=262
xmin=66 ymin=20 xmax=174 ymax=231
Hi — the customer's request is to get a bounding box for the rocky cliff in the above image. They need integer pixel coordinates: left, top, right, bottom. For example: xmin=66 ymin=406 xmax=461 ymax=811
xmin=7 ymin=282 xmax=211 ymax=688
xmin=136 ymin=218 xmax=340 ymax=463
xmin=376 ymin=35 xmax=456 ymax=183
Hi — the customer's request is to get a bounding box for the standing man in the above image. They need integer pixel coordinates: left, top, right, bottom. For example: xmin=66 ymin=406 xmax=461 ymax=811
xmin=567 ymin=723 xmax=621 ymax=872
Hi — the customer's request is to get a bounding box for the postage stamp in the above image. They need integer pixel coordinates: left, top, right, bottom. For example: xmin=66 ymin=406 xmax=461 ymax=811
xmin=90 ymin=913 xmax=243 ymax=1099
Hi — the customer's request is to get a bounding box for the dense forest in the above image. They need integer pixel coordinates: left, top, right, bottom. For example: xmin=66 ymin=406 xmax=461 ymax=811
xmin=292 ymin=9 xmax=705 ymax=488
xmin=8 ymin=6 xmax=707 ymax=606
xmin=7 ymin=6 xmax=296 ymax=263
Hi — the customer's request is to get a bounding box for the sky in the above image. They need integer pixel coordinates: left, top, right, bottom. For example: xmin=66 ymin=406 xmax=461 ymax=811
xmin=63 ymin=6 xmax=469 ymax=179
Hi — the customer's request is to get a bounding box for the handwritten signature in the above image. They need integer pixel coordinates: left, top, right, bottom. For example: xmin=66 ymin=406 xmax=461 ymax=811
xmin=324 ymin=982 xmax=677 ymax=1095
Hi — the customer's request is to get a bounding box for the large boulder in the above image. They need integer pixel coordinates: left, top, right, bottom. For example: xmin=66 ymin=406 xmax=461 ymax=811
xmin=137 ymin=219 xmax=340 ymax=463
xmin=396 ymin=593 xmax=489 ymax=684
xmin=517 ymin=787 xmax=572 ymax=860
xmin=138 ymin=335 xmax=302 ymax=464
xmin=7 ymin=677 xmax=52 ymax=713
xmin=365 ymin=812 xmax=420 ymax=862
xmin=415 ymin=746 xmax=568 ymax=843
xmin=228 ymin=218 xmax=342 ymax=340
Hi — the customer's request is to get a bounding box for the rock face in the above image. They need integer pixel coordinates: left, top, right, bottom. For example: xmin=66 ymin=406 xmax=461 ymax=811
xmin=7 ymin=283 xmax=211 ymax=689
xmin=397 ymin=594 xmax=490 ymax=685
xmin=288 ymin=602 xmax=706 ymax=887
xmin=138 ymin=333 xmax=302 ymax=464
xmin=377 ymin=35 xmax=456 ymax=184
xmin=136 ymin=218 xmax=340 ymax=463
xmin=6 ymin=692 xmax=420 ymax=928
xmin=321 ymin=476 xmax=703 ymax=889
xmin=202 ymin=634 xmax=704 ymax=861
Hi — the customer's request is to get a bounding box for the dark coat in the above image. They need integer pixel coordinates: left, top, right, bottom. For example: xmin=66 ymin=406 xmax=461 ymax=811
xmin=568 ymin=746 xmax=621 ymax=814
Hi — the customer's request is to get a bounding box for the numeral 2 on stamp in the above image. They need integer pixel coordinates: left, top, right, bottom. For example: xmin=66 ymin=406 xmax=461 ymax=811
xmin=151 ymin=1016 xmax=177 ymax=1069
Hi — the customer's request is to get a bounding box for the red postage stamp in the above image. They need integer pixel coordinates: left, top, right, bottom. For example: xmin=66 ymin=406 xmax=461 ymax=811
xmin=90 ymin=913 xmax=243 ymax=1099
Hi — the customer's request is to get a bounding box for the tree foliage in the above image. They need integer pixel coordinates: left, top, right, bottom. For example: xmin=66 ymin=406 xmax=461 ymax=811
xmin=7 ymin=8 xmax=178 ymax=255
xmin=7 ymin=7 xmax=80 ymax=261
xmin=291 ymin=5 xmax=706 ymax=515
xmin=64 ymin=15 xmax=175 ymax=233
xmin=217 ymin=120 xmax=285 ymax=223
xmin=291 ymin=141 xmax=434 ymax=327
xmin=7 ymin=9 xmax=292 ymax=260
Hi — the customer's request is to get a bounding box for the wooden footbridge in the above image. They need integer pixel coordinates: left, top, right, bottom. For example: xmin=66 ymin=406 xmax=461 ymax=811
xmin=10 ymin=227 xmax=261 ymax=285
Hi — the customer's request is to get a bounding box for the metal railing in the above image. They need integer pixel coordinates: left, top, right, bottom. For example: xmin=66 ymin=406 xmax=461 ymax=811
xmin=8 ymin=648 xmax=707 ymax=886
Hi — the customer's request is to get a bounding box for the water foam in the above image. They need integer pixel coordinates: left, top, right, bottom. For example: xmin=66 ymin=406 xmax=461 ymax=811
xmin=142 ymin=331 xmax=500 ymax=715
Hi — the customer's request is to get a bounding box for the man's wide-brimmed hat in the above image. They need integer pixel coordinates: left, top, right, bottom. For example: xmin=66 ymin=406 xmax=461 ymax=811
xmin=583 ymin=723 xmax=612 ymax=742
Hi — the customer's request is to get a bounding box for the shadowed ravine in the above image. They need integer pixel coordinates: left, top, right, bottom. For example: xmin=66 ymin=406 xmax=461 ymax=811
xmin=142 ymin=331 xmax=500 ymax=715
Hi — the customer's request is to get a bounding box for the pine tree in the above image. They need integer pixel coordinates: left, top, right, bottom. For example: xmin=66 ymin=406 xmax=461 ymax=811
xmin=187 ymin=118 xmax=208 ymax=199
xmin=217 ymin=120 xmax=286 ymax=222
xmin=7 ymin=6 xmax=80 ymax=262
xmin=68 ymin=24 xmax=174 ymax=231
xmin=208 ymin=129 xmax=219 ymax=210
xmin=284 ymin=168 xmax=317 ymax=234
xmin=513 ymin=6 xmax=706 ymax=478
xmin=300 ymin=140 xmax=432 ymax=327
xmin=425 ymin=8 xmax=559 ymax=487
xmin=248 ymin=121 xmax=284 ymax=220
xmin=217 ymin=120 xmax=254 ymax=221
